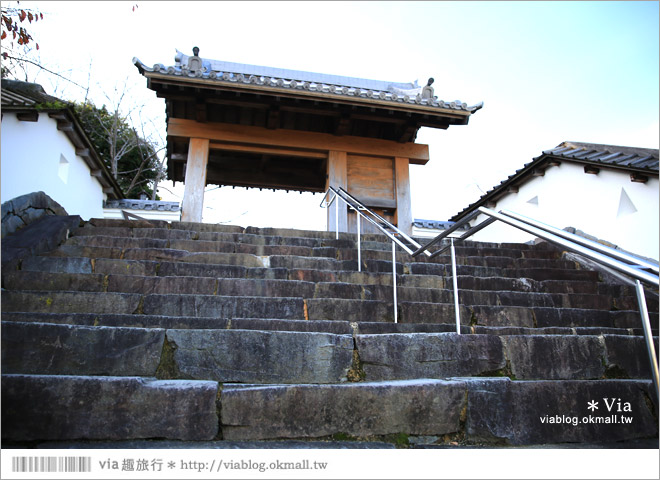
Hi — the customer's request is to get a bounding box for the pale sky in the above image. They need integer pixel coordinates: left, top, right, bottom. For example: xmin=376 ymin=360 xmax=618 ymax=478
xmin=9 ymin=1 xmax=660 ymax=230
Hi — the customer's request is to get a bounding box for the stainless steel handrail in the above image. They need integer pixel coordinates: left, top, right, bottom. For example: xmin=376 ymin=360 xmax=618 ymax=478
xmin=413 ymin=205 xmax=659 ymax=400
xmin=321 ymin=186 xmax=433 ymax=323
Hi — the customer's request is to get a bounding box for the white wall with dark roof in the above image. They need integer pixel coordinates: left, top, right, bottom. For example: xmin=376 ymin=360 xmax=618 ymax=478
xmin=1 ymin=113 xmax=107 ymax=220
xmin=467 ymin=162 xmax=659 ymax=260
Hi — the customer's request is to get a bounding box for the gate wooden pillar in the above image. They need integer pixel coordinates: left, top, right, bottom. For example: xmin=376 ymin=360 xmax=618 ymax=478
xmin=327 ymin=150 xmax=348 ymax=233
xmin=181 ymin=137 xmax=210 ymax=223
xmin=395 ymin=157 xmax=413 ymax=236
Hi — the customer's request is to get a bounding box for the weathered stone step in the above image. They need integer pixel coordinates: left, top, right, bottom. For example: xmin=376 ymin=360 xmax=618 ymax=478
xmin=5 ymin=271 xmax=634 ymax=311
xmin=73 ymin=225 xmax=358 ymax=250
xmin=408 ymin=262 xmax=601 ymax=282
xmin=2 ymin=312 xmax=354 ymax=333
xmin=1 ymin=291 xmax=305 ymax=319
xmin=1 ymin=322 xmax=165 ymax=376
xmin=12 ymin=255 xmax=444 ymax=288
xmin=160 ymin=329 xmax=353 ymax=384
xmin=65 ymin=234 xmax=341 ymax=258
xmin=305 ymin=297 xmax=651 ymax=328
xmin=11 ymin=258 xmax=645 ymax=305
xmin=4 ymin=311 xmax=652 ymax=338
xmin=355 ymin=332 xmax=659 ymax=381
xmin=1 ymin=374 xmax=219 ymax=442
xmin=355 ymin=321 xmax=655 ymax=338
xmin=219 ymin=378 xmax=658 ymax=445
xmin=1 ymin=321 xmax=354 ymax=384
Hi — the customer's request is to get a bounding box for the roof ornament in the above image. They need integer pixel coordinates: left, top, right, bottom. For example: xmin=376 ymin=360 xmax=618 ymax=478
xmin=421 ymin=77 xmax=435 ymax=100
xmin=188 ymin=46 xmax=203 ymax=74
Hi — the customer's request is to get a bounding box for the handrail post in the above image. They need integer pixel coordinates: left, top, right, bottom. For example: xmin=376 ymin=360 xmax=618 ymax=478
xmin=357 ymin=212 xmax=361 ymax=272
xmin=634 ymin=280 xmax=660 ymax=402
xmin=392 ymin=241 xmax=398 ymax=324
xmin=335 ymin=195 xmax=339 ymax=240
xmin=450 ymin=238 xmax=461 ymax=334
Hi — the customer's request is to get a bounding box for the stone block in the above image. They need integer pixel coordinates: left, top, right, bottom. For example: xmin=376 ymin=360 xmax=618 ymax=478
xmin=356 ymin=333 xmax=506 ymax=380
xmin=21 ymin=256 xmax=93 ymax=274
xmin=1 ymin=322 xmax=165 ymax=376
xmin=465 ymin=378 xmax=658 ymax=445
xmin=1 ymin=375 xmax=219 ymax=441
xmin=502 ymin=335 xmax=606 ymax=380
xmin=1 ymin=291 xmax=142 ymax=314
xmin=306 ymin=298 xmax=395 ymax=323
xmin=2 ymin=271 xmax=105 ymax=292
xmin=142 ymin=294 xmax=304 ymax=319
xmin=165 ymin=329 xmax=353 ymax=383
xmin=603 ymin=335 xmax=660 ymax=379
xmin=221 ymin=379 xmax=466 ymax=440
xmin=107 ymin=275 xmax=217 ymax=295
xmin=216 ymin=278 xmax=315 ymax=298
xmin=94 ymin=258 xmax=158 ymax=276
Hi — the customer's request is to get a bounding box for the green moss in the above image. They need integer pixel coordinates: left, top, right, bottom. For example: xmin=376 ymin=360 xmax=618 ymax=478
xmin=384 ymin=432 xmax=410 ymax=448
xmin=155 ymin=336 xmax=182 ymax=379
xmin=346 ymin=348 xmax=366 ymax=382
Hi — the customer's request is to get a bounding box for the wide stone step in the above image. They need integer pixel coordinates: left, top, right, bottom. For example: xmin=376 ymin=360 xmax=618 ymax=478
xmin=304 ymin=297 xmax=652 ymax=329
xmin=65 ymin=234 xmax=342 ymax=258
xmin=1 ymin=321 xmax=354 ymax=384
xmin=8 ymin=311 xmax=653 ymax=338
xmin=406 ymin=262 xmax=599 ymax=281
xmin=160 ymin=329 xmax=354 ymax=384
xmin=219 ymin=378 xmax=658 ymax=445
xmin=355 ymin=333 xmax=658 ymax=381
xmin=2 ymin=312 xmax=354 ymax=333
xmin=1 ymin=374 xmax=219 ymax=442
xmin=1 ymin=291 xmax=305 ymax=319
xmin=1 ymin=322 xmax=164 ymax=376
xmin=5 ymin=271 xmax=625 ymax=310
xmin=73 ymin=224 xmax=359 ymax=249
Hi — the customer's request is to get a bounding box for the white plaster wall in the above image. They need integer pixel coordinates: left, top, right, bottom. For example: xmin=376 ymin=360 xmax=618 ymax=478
xmin=1 ymin=113 xmax=106 ymax=219
xmin=468 ymin=162 xmax=659 ymax=260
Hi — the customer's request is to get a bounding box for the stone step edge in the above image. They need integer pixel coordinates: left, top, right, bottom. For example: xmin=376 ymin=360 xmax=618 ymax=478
xmin=3 ymin=374 xmax=656 ymax=446
xmin=3 ymin=314 xmax=654 ymax=337
xmin=5 ymin=271 xmax=644 ymax=307
xmin=5 ymin=266 xmax=640 ymax=298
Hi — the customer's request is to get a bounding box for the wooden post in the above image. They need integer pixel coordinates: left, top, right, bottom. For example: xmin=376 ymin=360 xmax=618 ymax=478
xmin=181 ymin=138 xmax=210 ymax=223
xmin=327 ymin=150 xmax=348 ymax=233
xmin=395 ymin=157 xmax=413 ymax=236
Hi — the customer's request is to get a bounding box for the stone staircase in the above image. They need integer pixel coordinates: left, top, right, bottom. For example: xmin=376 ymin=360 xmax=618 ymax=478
xmin=2 ymin=217 xmax=658 ymax=448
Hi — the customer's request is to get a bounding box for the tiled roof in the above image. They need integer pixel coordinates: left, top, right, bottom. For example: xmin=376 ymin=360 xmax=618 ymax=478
xmin=413 ymin=219 xmax=460 ymax=230
xmin=104 ymin=199 xmax=180 ymax=212
xmin=1 ymin=79 xmax=65 ymax=107
xmin=541 ymin=141 xmax=658 ymax=172
xmin=450 ymin=141 xmax=659 ymax=222
xmin=133 ymin=49 xmax=483 ymax=114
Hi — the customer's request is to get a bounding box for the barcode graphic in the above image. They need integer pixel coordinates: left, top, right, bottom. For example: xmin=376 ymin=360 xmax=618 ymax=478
xmin=11 ymin=456 xmax=92 ymax=473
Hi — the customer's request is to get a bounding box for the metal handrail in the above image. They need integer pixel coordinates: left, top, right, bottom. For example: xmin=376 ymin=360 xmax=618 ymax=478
xmin=320 ymin=188 xmax=659 ymax=399
xmin=413 ymin=205 xmax=659 ymax=400
xmin=321 ymin=186 xmax=434 ymax=323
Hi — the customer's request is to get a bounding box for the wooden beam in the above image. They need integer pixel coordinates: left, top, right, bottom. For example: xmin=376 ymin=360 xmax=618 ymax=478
xmin=630 ymin=172 xmax=649 ymax=183
xmin=395 ymin=157 xmax=412 ymax=235
xmin=209 ymin=142 xmax=326 ymax=159
xmin=327 ymin=150 xmax=348 ymax=233
xmin=167 ymin=118 xmax=430 ymax=164
xmin=90 ymin=169 xmax=103 ymax=178
xmin=181 ymin=138 xmax=210 ymax=223
xmin=76 ymin=148 xmax=90 ymax=157
xmin=16 ymin=112 xmax=39 ymax=122
xmin=267 ymin=106 xmax=280 ymax=129
xmin=56 ymin=121 xmax=74 ymax=132
xmin=584 ymin=165 xmax=600 ymax=175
